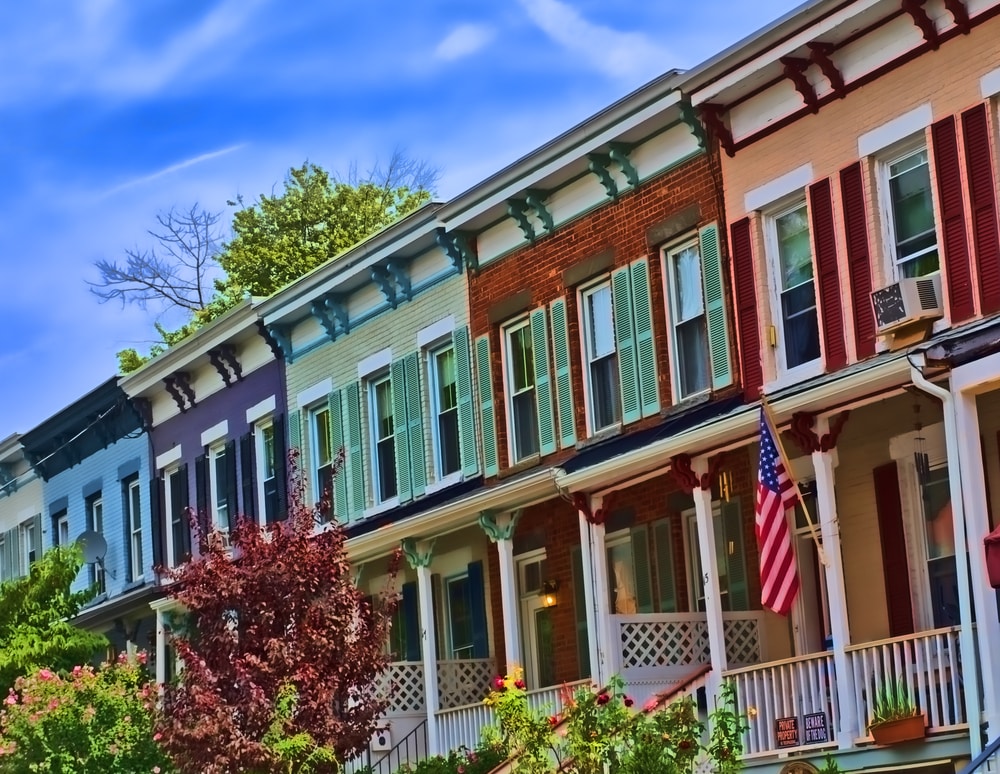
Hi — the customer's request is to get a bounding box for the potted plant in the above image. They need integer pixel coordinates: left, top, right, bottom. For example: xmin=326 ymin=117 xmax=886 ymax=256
xmin=868 ymin=678 xmax=925 ymax=745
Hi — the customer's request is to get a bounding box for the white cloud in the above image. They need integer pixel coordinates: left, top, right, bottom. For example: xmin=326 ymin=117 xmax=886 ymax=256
xmin=98 ymin=144 xmax=249 ymax=199
xmin=516 ymin=0 xmax=671 ymax=80
xmin=434 ymin=23 xmax=495 ymax=62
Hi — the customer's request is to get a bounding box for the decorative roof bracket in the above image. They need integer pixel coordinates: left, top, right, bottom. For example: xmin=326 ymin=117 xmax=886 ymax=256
xmin=943 ymin=0 xmax=970 ymax=33
xmin=678 ymin=99 xmax=708 ymax=150
xmin=208 ymin=343 xmax=243 ymax=387
xmin=608 ymin=143 xmax=639 ymax=188
xmin=524 ymin=189 xmax=555 ymax=234
xmin=807 ymin=42 xmax=844 ymax=96
xmin=781 ymin=56 xmax=820 ymax=113
xmin=902 ymin=0 xmax=940 ymax=48
xmin=507 ymin=198 xmax=536 ymax=241
xmin=325 ymin=295 xmax=350 ymax=336
xmin=386 ymin=260 xmax=412 ymax=302
xmin=435 ymin=228 xmax=478 ymax=274
xmin=698 ymin=104 xmax=735 ymax=157
xmin=311 ymin=298 xmax=339 ymax=341
xmin=259 ymin=321 xmax=289 ymax=362
xmin=164 ymin=371 xmax=196 ymax=413
xmin=587 ymin=154 xmax=618 ymax=198
xmin=371 ymin=266 xmax=397 ymax=309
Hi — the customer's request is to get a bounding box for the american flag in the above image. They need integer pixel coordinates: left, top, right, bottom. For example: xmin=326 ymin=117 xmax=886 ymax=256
xmin=756 ymin=408 xmax=800 ymax=616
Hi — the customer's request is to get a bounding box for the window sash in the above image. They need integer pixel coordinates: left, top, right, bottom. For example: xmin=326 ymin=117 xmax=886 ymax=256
xmin=582 ymin=281 xmax=621 ymax=431
xmin=504 ymin=319 xmax=539 ymax=461
xmin=773 ymin=202 xmax=820 ymax=369
xmin=209 ymin=445 xmax=229 ymax=531
xmin=446 ymin=574 xmax=474 ymax=659
xmin=370 ymin=375 xmax=397 ymax=502
xmin=887 ymin=147 xmax=939 ymax=277
xmin=666 ymin=243 xmax=710 ymax=399
xmin=128 ymin=479 xmax=143 ymax=580
xmin=312 ymin=407 xmax=333 ymax=502
xmin=431 ymin=346 xmax=461 ymax=478
xmin=256 ymin=421 xmax=277 ymax=523
xmin=87 ymin=498 xmax=106 ymax=593
xmin=166 ymin=468 xmax=185 ymax=567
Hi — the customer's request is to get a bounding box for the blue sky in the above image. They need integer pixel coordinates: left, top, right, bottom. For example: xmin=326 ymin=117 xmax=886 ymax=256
xmin=0 ymin=0 xmax=802 ymax=434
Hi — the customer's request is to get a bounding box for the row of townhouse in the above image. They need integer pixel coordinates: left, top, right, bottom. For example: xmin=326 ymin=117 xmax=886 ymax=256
xmin=3 ymin=0 xmax=1000 ymax=771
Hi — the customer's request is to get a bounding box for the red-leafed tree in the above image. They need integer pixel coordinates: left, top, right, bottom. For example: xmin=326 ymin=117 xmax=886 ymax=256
xmin=156 ymin=454 xmax=399 ymax=773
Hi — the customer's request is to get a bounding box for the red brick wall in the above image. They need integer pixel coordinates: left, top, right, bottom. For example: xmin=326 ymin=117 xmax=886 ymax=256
xmin=469 ymin=150 xmax=735 ymax=478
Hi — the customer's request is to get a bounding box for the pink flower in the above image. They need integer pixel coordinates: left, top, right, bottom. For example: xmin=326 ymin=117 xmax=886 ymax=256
xmin=492 ymin=676 xmax=506 ymax=691
xmin=48 ymin=699 xmax=59 ymax=710
xmin=643 ymin=697 xmax=659 ymax=713
xmin=137 ymin=651 xmax=148 ymax=664
xmin=4 ymin=694 xmax=15 ymax=706
xmin=72 ymin=666 xmax=83 ymax=677
xmin=37 ymin=669 xmax=53 ymax=681
xmin=153 ymin=767 xmax=161 ymax=773
xmin=153 ymin=732 xmax=162 ymax=741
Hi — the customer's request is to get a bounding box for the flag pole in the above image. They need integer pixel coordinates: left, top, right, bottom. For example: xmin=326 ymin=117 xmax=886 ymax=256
xmin=759 ymin=392 xmax=828 ymax=568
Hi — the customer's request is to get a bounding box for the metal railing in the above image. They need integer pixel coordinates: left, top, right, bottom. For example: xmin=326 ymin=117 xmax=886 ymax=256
xmin=958 ymin=735 xmax=1000 ymax=774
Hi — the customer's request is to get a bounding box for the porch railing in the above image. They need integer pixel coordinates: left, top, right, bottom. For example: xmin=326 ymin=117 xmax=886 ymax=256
xmin=847 ymin=625 xmax=966 ymax=739
xmin=437 ymin=658 xmax=496 ymax=710
xmin=379 ymin=661 xmax=426 ymax=714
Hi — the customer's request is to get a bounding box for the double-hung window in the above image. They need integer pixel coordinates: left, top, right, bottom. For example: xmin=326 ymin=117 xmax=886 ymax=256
xmin=369 ymin=373 xmax=397 ymax=503
xmin=885 ymin=146 xmax=939 ymax=278
xmin=429 ymin=344 xmax=461 ymax=479
xmin=208 ymin=444 xmax=229 ymax=534
xmin=310 ymin=405 xmax=334 ymax=505
xmin=255 ymin=421 xmax=278 ymax=523
xmin=580 ymin=280 xmax=621 ymax=432
xmin=126 ymin=478 xmax=143 ymax=581
xmin=503 ymin=318 xmax=539 ymax=462
xmin=86 ymin=495 xmax=106 ymax=594
xmin=665 ymin=242 xmax=710 ymax=400
xmin=769 ymin=201 xmax=820 ymax=371
xmin=54 ymin=510 xmax=69 ymax=546
xmin=165 ymin=466 xmax=187 ymax=567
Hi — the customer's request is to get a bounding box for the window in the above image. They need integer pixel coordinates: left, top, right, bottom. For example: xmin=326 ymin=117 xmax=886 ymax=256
xmin=445 ymin=574 xmax=475 ymax=659
xmin=310 ymin=406 xmax=334 ymax=505
xmin=769 ymin=201 xmax=820 ymax=370
xmin=429 ymin=345 xmax=461 ymax=479
xmin=369 ymin=373 xmax=397 ymax=503
xmin=919 ymin=466 xmax=958 ymax=628
xmin=665 ymin=241 xmax=710 ymax=400
xmin=86 ymin=496 xmax=106 ymax=594
xmin=53 ymin=510 xmax=69 ymax=546
xmin=209 ymin=444 xmax=229 ymax=533
xmin=503 ymin=318 xmax=539 ymax=462
xmin=126 ymin=478 xmax=143 ymax=581
xmin=580 ymin=280 xmax=621 ymax=432
xmin=255 ymin=421 xmax=278 ymax=523
xmin=885 ymin=146 xmax=939 ymax=278
xmin=685 ymin=500 xmax=749 ymax=612
xmin=165 ymin=467 xmax=187 ymax=567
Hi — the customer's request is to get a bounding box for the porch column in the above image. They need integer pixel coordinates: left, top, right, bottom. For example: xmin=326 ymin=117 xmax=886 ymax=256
xmin=479 ymin=511 xmax=523 ymax=673
xmin=402 ymin=538 xmax=439 ymax=756
xmin=810 ymin=418 xmax=858 ymax=748
xmin=154 ymin=607 xmax=168 ymax=687
xmin=577 ymin=493 xmax=614 ymax=685
xmin=951 ymin=360 xmax=1000 ymax=738
xmin=692 ymin=456 xmax=726 ymax=700
xmin=577 ymin=501 xmax=601 ymax=682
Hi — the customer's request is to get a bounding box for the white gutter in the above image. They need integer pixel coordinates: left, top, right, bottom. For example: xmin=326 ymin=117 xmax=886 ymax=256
xmin=909 ymin=353 xmax=982 ymax=757
xmin=345 ymin=469 xmax=560 ymax=562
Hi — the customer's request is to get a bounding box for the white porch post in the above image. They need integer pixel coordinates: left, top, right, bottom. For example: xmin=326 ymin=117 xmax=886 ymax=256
xmin=577 ymin=493 xmax=614 ymax=685
xmin=154 ymin=607 xmax=168 ymax=687
xmin=403 ymin=538 xmax=439 ymax=756
xmin=577 ymin=502 xmax=601 ymax=682
xmin=480 ymin=511 xmax=523 ymax=673
xmin=810 ymin=417 xmax=858 ymax=748
xmin=692 ymin=456 xmax=726 ymax=700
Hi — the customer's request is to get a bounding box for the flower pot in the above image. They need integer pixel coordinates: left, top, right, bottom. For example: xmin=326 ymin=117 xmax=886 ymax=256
xmin=869 ymin=714 xmax=925 ymax=745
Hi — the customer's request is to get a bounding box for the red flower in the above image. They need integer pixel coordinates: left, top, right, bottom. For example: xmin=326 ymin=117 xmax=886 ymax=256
xmin=623 ymin=695 xmax=634 ymax=707
xmin=493 ymin=676 xmax=506 ymax=691
xmin=596 ymin=692 xmax=610 ymax=705
xmin=548 ymin=715 xmax=559 ymax=726
xmin=514 ymin=679 xmax=526 ymax=690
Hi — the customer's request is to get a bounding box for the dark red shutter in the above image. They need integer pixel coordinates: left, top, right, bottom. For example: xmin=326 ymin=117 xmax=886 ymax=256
xmin=962 ymin=104 xmax=1000 ymax=315
xmin=730 ymin=218 xmax=762 ymax=401
xmin=809 ymin=178 xmax=847 ymax=370
xmin=840 ymin=162 xmax=876 ymax=359
xmin=873 ymin=461 xmax=914 ymax=637
xmin=932 ymin=115 xmax=975 ymax=322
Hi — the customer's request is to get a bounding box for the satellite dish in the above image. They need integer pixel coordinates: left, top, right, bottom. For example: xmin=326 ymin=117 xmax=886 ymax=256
xmin=76 ymin=530 xmax=107 ymax=564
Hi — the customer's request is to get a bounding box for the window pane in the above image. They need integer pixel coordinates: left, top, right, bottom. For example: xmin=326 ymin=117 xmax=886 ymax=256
xmin=261 ymin=424 xmax=276 ymax=480
xmin=782 ymin=282 xmax=821 ymax=368
xmin=435 ymin=348 xmax=461 ymax=477
xmin=447 ymin=577 xmax=474 ymax=659
xmin=314 ymin=408 xmax=332 ymax=465
xmin=776 ymin=206 xmax=813 ymax=290
xmin=508 ymin=325 xmax=534 ymax=393
xmin=889 ymin=150 xmax=939 ymax=276
xmin=669 ymin=245 xmax=709 ymax=399
xmin=590 ymin=355 xmax=620 ymax=429
xmin=676 ymin=319 xmax=710 ymax=397
xmin=512 ymin=392 xmax=539 ymax=460
xmin=673 ymin=246 xmax=704 ymax=322
xmin=586 ymin=285 xmax=616 ymax=359
xmin=436 ymin=348 xmax=458 ymax=412
xmin=374 ymin=380 xmax=394 ymax=440
xmin=607 ymin=542 xmax=637 ymax=614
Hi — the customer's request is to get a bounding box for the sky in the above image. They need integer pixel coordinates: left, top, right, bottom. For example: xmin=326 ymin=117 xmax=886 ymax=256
xmin=0 ymin=0 xmax=803 ymax=436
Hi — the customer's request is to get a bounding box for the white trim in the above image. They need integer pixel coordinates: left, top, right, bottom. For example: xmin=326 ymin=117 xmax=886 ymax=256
xmin=358 ymin=347 xmax=393 ymax=379
xmin=950 ymin=350 xmax=1000 ymax=394
xmin=200 ymin=420 xmax=230 ymax=448
xmin=858 ymin=103 xmax=933 ymax=157
xmin=982 ymin=66 xmax=1000 ymax=99
xmin=155 ymin=445 xmax=183 ymax=471
xmin=416 ymin=316 xmax=455 ymax=349
xmin=245 ymin=395 xmax=276 ymax=424
xmin=297 ymin=378 xmax=333 ymax=409
xmin=744 ymin=164 xmax=813 ymax=213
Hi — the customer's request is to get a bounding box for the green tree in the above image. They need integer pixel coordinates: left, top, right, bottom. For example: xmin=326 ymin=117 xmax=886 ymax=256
xmin=217 ymin=153 xmax=435 ymax=299
xmin=0 ymin=547 xmax=107 ymax=695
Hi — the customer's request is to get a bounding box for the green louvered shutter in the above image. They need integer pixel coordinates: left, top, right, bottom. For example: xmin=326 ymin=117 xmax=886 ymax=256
xmin=631 ymin=524 xmax=654 ymax=613
xmin=722 ymin=499 xmax=749 ymax=611
xmin=405 ymin=352 xmax=427 ymax=498
xmin=344 ymin=382 xmax=366 ymax=519
xmin=475 ymin=334 xmax=499 ymax=476
xmin=630 ymin=258 xmax=659 ymax=417
xmin=288 ymin=410 xmax=302 ymax=456
xmin=549 ymin=297 xmax=576 ymax=448
xmin=700 ymin=224 xmax=733 ymax=390
xmin=454 ymin=327 xmax=479 ymax=477
xmin=529 ymin=307 xmax=556 ymax=456
xmin=612 ymin=266 xmax=640 ymax=424
xmin=329 ymin=390 xmax=348 ymax=523
xmin=653 ymin=519 xmax=678 ymax=613
xmin=391 ymin=359 xmax=412 ymax=503
xmin=2 ymin=528 xmax=16 ymax=580
xmin=571 ymin=546 xmax=591 ymax=677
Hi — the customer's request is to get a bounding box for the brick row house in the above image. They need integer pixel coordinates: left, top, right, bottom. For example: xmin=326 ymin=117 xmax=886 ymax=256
xmin=1 ymin=0 xmax=1000 ymax=772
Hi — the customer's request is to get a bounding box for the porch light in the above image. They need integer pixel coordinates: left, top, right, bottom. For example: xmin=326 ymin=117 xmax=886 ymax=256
xmin=540 ymin=579 xmax=560 ymax=608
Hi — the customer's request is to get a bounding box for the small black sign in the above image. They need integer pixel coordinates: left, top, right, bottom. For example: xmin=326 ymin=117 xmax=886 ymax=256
xmin=776 ymin=716 xmax=799 ymax=748
xmin=803 ymin=712 xmax=829 ymax=744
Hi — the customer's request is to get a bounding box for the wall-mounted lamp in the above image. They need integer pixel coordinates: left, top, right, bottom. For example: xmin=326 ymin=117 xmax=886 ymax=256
xmin=540 ymin=579 xmax=560 ymax=608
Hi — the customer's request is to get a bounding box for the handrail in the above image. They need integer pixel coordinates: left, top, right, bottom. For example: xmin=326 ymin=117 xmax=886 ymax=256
xmin=958 ymin=735 xmax=1000 ymax=774
xmin=369 ymin=719 xmax=428 ymax=774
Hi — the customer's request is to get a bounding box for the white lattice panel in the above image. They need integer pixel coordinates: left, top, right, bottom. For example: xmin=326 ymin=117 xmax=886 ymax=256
xmin=437 ymin=658 xmax=495 ymax=710
xmin=619 ymin=619 xmax=710 ymax=668
xmin=723 ymin=618 xmax=762 ymax=665
xmin=380 ymin=661 xmax=425 ymax=714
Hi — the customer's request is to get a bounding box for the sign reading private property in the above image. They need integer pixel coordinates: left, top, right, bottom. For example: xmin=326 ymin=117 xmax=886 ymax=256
xmin=776 ymin=716 xmax=799 ymax=748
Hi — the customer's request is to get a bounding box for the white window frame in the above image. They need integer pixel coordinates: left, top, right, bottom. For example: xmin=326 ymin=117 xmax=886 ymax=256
xmin=19 ymin=519 xmax=37 ymax=575
xmin=878 ymin=140 xmax=942 ymax=281
xmin=208 ymin=443 xmax=229 ymax=534
xmin=578 ymin=277 xmax=621 ymax=436
xmin=164 ymin=465 xmax=183 ymax=568
xmin=443 ymin=570 xmax=475 ymax=660
xmin=254 ymin=418 xmax=277 ymax=524
xmin=764 ymin=196 xmax=824 ymax=384
xmin=127 ymin=478 xmax=144 ymax=581
xmin=501 ymin=316 xmax=539 ymax=464
xmin=662 ymin=237 xmax=711 ymax=403
xmin=56 ymin=512 xmax=69 ymax=547
xmin=427 ymin=342 xmax=462 ymax=484
xmin=87 ymin=496 xmax=106 ymax=594
xmin=309 ymin=403 xmax=333 ymax=507
xmin=368 ymin=371 xmax=398 ymax=505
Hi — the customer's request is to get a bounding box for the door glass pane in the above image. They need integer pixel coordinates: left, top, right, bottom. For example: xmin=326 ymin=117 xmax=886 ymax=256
xmin=921 ymin=467 xmax=959 ymax=628
xmin=534 ymin=608 xmax=556 ymax=687
xmin=607 ymin=541 xmax=637 ymax=614
xmin=447 ymin=576 xmax=474 ymax=659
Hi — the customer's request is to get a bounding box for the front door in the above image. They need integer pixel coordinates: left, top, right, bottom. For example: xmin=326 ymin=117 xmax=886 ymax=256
xmin=516 ymin=551 xmax=555 ymax=689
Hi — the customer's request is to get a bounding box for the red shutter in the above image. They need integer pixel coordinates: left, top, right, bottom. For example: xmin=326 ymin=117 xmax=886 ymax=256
xmin=809 ymin=178 xmax=847 ymax=370
xmin=730 ymin=218 xmax=762 ymax=401
xmin=839 ymin=163 xmax=876 ymax=358
xmin=873 ymin=461 xmax=914 ymax=637
xmin=932 ymin=115 xmax=975 ymax=322
xmin=962 ymin=104 xmax=1000 ymax=315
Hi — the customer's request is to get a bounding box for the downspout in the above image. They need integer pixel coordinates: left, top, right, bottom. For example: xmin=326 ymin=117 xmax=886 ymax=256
xmin=909 ymin=352 xmax=983 ymax=756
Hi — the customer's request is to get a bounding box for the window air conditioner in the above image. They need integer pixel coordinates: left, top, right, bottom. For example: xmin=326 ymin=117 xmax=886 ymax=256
xmin=370 ymin=724 xmax=392 ymax=752
xmin=871 ymin=274 xmax=943 ymax=334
